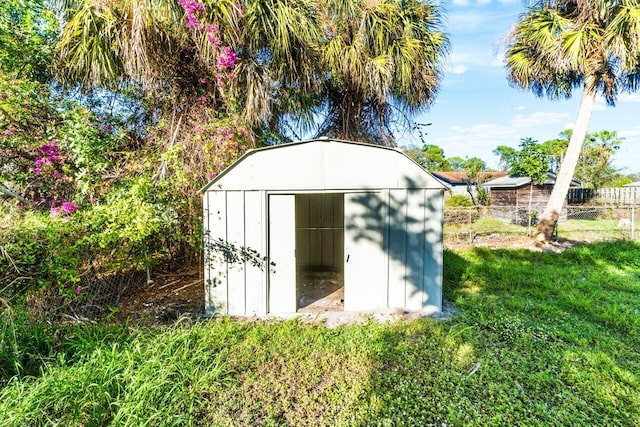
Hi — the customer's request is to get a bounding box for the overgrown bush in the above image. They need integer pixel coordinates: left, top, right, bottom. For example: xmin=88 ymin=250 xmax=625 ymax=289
xmin=445 ymin=194 xmax=474 ymax=207
xmin=0 ymin=177 xmax=180 ymax=301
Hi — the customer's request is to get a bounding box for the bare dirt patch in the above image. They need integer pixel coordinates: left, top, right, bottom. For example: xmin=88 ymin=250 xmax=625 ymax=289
xmin=113 ymin=267 xmax=204 ymax=325
xmin=445 ymin=234 xmax=583 ymax=253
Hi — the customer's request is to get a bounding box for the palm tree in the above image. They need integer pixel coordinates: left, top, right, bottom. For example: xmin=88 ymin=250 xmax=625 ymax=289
xmin=54 ymin=0 xmax=448 ymax=145
xmin=55 ymin=0 xmax=187 ymax=91
xmin=54 ymin=0 xmax=324 ymax=127
xmin=317 ymin=0 xmax=448 ymax=145
xmin=505 ymin=0 xmax=640 ymax=241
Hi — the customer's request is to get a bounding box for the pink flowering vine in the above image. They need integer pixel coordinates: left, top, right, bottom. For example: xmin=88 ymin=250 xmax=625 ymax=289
xmin=179 ymin=0 xmax=205 ymax=29
xmin=27 ymin=139 xmax=79 ymax=218
xmin=1 ymin=128 xmax=16 ymax=138
xmin=216 ymin=47 xmax=238 ymax=70
xmin=49 ymin=200 xmax=78 ymax=220
xmin=178 ymin=0 xmax=241 ymax=92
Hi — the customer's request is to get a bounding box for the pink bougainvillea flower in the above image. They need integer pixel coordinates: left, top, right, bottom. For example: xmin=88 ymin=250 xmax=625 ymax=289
xmin=1 ymin=129 xmax=16 ymax=138
xmin=216 ymin=47 xmax=238 ymax=69
xmin=61 ymin=201 xmax=78 ymax=214
xmin=179 ymin=0 xmax=205 ymax=29
xmin=204 ymin=24 xmax=220 ymax=34
xmin=49 ymin=206 xmax=62 ymax=217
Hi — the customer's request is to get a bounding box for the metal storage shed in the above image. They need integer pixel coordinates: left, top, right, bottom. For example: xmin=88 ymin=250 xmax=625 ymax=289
xmin=202 ymin=138 xmax=445 ymax=316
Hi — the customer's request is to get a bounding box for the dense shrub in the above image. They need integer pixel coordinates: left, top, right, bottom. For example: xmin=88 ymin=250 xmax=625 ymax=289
xmin=0 ymin=177 xmax=179 ymax=300
xmin=445 ymin=194 xmax=474 ymax=207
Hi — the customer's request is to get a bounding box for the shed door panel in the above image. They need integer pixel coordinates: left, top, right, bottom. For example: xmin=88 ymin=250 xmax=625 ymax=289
xmin=226 ymin=191 xmax=246 ymax=315
xmin=344 ymin=192 xmax=386 ymax=311
xmin=268 ymin=195 xmax=296 ymax=313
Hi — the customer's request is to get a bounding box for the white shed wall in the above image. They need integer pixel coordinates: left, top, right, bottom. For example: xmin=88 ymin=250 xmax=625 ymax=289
xmin=203 ymin=139 xmax=444 ymax=317
xmin=384 ymin=189 xmax=443 ymax=313
xmin=205 ymin=189 xmax=443 ymax=316
xmin=204 ymin=190 xmax=266 ymax=317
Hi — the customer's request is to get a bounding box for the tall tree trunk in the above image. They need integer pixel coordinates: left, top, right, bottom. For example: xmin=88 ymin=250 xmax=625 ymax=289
xmin=536 ymin=87 xmax=596 ymax=241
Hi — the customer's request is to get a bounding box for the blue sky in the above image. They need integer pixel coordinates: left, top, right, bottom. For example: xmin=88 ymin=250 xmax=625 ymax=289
xmin=399 ymin=0 xmax=640 ymax=175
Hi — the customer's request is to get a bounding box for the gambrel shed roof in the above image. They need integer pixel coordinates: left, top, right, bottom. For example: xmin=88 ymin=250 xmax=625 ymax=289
xmin=202 ymin=138 xmax=445 ymax=192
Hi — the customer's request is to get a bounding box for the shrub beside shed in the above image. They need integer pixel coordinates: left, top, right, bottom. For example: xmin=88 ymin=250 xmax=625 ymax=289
xmin=201 ymin=139 xmax=445 ymax=316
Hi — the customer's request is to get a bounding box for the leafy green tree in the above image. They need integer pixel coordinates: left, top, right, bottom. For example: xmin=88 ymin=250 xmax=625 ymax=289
xmin=505 ymin=0 xmax=640 ymax=241
xmin=540 ymin=131 xmax=569 ymax=173
xmin=446 ymin=156 xmax=466 ymax=172
xmin=403 ymin=144 xmax=449 ymax=170
xmin=497 ymin=138 xmax=550 ymax=233
xmin=574 ymin=130 xmax=622 ymax=189
xmin=493 ymin=145 xmax=517 ymax=171
xmin=0 ymin=0 xmax=56 ymax=81
xmin=462 ymin=157 xmax=488 ymax=205
xmin=507 ymin=138 xmax=549 ymax=185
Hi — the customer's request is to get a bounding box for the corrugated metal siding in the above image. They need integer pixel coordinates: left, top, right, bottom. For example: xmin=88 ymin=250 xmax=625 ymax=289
xmin=387 ymin=189 xmax=407 ymax=309
xmin=423 ymin=189 xmax=444 ymax=311
xmin=385 ymin=189 xmax=443 ymax=313
xmin=244 ymin=191 xmax=265 ymax=315
xmin=204 ymin=190 xmax=228 ymax=316
xmin=268 ymin=195 xmax=296 ymax=313
xmin=204 ymin=190 xmax=266 ymax=316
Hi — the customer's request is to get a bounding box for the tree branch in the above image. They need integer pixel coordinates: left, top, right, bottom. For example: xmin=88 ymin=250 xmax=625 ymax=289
xmin=0 ymin=182 xmax=29 ymax=205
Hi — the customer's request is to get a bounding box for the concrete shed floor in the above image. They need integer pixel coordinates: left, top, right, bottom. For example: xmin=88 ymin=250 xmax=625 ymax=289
xmin=296 ymin=271 xmax=344 ymax=312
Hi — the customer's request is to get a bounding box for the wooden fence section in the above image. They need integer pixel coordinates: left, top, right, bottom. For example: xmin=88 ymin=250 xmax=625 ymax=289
xmin=568 ymin=187 xmax=640 ymax=205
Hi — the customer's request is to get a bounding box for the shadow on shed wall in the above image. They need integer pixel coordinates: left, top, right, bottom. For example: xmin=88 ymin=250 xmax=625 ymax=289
xmin=345 ymin=178 xmax=443 ymax=309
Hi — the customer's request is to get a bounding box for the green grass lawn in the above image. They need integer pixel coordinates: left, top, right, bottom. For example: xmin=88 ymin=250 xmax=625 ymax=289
xmin=558 ymin=219 xmax=631 ymax=241
xmin=1 ymin=241 xmax=639 ymax=425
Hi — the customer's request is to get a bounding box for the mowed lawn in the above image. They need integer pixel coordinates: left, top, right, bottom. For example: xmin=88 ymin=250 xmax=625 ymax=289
xmin=1 ymin=241 xmax=639 ymax=425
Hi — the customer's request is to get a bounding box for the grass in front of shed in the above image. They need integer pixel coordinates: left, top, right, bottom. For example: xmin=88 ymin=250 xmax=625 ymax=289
xmin=1 ymin=241 xmax=639 ymax=425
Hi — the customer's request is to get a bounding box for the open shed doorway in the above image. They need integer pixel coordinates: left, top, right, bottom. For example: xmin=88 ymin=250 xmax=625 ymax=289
xmin=295 ymin=193 xmax=344 ymax=312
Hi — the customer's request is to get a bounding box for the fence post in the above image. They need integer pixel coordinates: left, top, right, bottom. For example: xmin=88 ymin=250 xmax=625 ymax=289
xmin=632 ymin=206 xmax=635 ymax=240
xmin=468 ymin=208 xmax=473 ymax=244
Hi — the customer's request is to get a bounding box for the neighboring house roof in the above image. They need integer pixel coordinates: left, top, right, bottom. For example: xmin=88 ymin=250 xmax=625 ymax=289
xmin=623 ymin=181 xmax=640 ymax=187
xmin=482 ymin=171 xmax=580 ymax=189
xmin=431 ymin=171 xmax=508 ymax=187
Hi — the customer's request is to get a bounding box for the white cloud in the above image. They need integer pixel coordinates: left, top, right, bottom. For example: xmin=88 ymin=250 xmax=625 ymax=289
xmin=451 ymin=64 xmax=468 ymax=74
xmin=619 ymin=93 xmax=640 ymax=103
xmin=510 ymin=111 xmax=571 ymax=129
xmin=449 ymin=48 xmax=497 ymax=69
xmin=613 ymin=127 xmax=640 ymax=172
xmin=449 ymin=12 xmax=488 ymax=31
xmin=453 ymin=0 xmax=470 ymax=6
xmin=431 ymin=123 xmax=520 ymax=168
xmin=593 ymin=95 xmax=607 ymax=111
xmin=477 ymin=0 xmax=492 ymax=4
xmin=515 ymin=105 xmax=526 ymax=111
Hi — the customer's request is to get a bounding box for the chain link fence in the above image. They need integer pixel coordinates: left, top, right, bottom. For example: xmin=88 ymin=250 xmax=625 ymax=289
xmin=24 ymin=268 xmax=149 ymax=321
xmin=444 ymin=205 xmax=638 ymax=244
